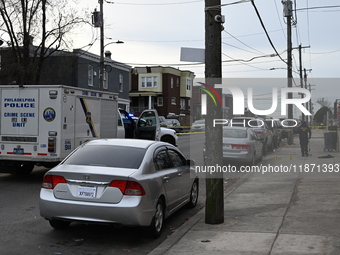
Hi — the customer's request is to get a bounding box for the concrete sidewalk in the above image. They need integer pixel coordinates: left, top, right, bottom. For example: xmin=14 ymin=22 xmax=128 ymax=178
xmin=149 ymin=130 xmax=340 ymax=255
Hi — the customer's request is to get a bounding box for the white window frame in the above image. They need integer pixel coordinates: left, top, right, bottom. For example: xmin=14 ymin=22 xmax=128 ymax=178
xmin=103 ymin=70 xmax=108 ymax=90
xmin=88 ymin=65 xmax=93 ymax=86
xmin=171 ymin=97 xmax=176 ymax=105
xmin=171 ymin=77 xmax=174 ymax=89
xmin=141 ymin=76 xmax=158 ymax=88
xmin=186 ymin=79 xmax=192 ymax=91
xmin=119 ymin=73 xmax=123 ymax=92
xmin=180 ymin=98 xmax=186 ymax=110
xmin=157 ymin=97 xmax=163 ymax=107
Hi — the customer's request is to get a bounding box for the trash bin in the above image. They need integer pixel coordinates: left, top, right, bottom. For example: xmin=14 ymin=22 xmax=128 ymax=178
xmin=324 ymin=132 xmax=337 ymax=151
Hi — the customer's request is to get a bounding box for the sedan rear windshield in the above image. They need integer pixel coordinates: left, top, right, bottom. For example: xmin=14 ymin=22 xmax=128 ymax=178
xmin=62 ymin=145 xmax=147 ymax=169
xmin=223 ymin=129 xmax=247 ymax=138
xmin=231 ymin=119 xmax=261 ymax=128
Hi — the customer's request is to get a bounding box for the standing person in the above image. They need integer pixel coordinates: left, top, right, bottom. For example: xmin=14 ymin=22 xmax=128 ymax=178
xmin=298 ymin=121 xmax=311 ymax=156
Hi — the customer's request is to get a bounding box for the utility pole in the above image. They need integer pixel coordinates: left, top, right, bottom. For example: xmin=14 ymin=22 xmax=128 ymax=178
xmin=283 ymin=0 xmax=293 ymax=119
xmin=204 ymin=0 xmax=224 ymax=224
xmin=99 ymin=0 xmax=105 ymax=91
xmin=299 ymin=44 xmax=304 ymax=121
xmin=303 ymin=68 xmax=308 ymax=122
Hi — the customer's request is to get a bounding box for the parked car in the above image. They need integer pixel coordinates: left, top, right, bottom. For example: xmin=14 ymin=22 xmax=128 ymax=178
xmin=222 ymin=126 xmax=263 ymax=165
xmin=39 ymin=139 xmax=198 ymax=238
xmin=159 ymin=116 xmax=167 ymax=127
xmin=265 ymin=119 xmax=282 ymax=148
xmin=190 ymin=119 xmax=205 ymax=132
xmin=228 ymin=117 xmax=273 ymax=155
xmin=165 ymin=119 xmax=183 ymax=133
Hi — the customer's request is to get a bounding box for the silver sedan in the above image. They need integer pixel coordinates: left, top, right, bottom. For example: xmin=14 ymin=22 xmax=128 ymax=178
xmin=39 ymin=139 xmax=198 ymax=238
xmin=222 ymin=126 xmax=263 ymax=165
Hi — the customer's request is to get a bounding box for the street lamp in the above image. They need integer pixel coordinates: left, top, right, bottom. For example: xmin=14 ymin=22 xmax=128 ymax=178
xmin=100 ymin=40 xmax=124 ymax=91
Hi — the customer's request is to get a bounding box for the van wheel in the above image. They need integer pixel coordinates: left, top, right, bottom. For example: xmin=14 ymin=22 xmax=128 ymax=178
xmin=161 ymin=135 xmax=175 ymax=146
xmin=14 ymin=163 xmax=34 ymax=175
xmin=149 ymin=199 xmax=164 ymax=238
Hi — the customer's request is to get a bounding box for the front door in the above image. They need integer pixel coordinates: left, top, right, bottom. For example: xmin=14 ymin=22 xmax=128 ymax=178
xmin=135 ymin=109 xmax=160 ymax=141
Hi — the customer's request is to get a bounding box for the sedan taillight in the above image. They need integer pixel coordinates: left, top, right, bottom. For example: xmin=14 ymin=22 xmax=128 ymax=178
xmin=254 ymin=130 xmax=263 ymax=135
xmin=109 ymin=180 xmax=145 ymax=196
xmin=42 ymin=175 xmax=67 ymax=189
xmin=232 ymin=144 xmax=251 ymax=150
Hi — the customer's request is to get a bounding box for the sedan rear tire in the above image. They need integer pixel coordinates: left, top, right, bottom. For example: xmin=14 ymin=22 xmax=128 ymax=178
xmin=49 ymin=220 xmax=71 ymax=230
xmin=248 ymin=152 xmax=256 ymax=166
xmin=187 ymin=180 xmax=198 ymax=208
xmin=149 ymin=199 xmax=164 ymax=238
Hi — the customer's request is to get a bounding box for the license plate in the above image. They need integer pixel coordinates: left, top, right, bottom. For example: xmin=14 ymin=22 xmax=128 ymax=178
xmin=77 ymin=186 xmax=97 ymax=198
xmin=13 ymin=148 xmax=24 ymax=154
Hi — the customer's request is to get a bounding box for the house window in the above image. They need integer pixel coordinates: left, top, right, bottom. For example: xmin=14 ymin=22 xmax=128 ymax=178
xmin=119 ymin=73 xmax=123 ymax=92
xmin=141 ymin=76 xmax=158 ymax=88
xmin=180 ymin=98 xmax=186 ymax=110
xmin=171 ymin=97 xmax=176 ymax=105
xmin=188 ymin=99 xmax=191 ymax=110
xmin=88 ymin=65 xmax=93 ymax=86
xmin=157 ymin=97 xmax=163 ymax=107
xmin=186 ymin=79 xmax=192 ymax=91
xmin=177 ymin=78 xmax=180 ymax=87
xmin=103 ymin=70 xmax=108 ymax=90
xmin=171 ymin=77 xmax=174 ymax=89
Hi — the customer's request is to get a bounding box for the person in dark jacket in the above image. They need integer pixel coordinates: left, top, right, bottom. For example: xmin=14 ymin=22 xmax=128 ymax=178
xmin=298 ymin=121 xmax=311 ymax=156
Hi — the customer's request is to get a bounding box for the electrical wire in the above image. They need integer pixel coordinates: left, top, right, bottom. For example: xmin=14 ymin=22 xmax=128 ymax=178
xmin=113 ymin=0 xmax=203 ymax=6
xmin=273 ymin=0 xmax=287 ymax=40
xmin=222 ymin=53 xmax=278 ymax=63
xmin=222 ymin=53 xmax=269 ymax=71
xmin=223 ymin=30 xmax=265 ymax=55
xmin=205 ymin=0 xmax=251 ymax=11
xmin=296 ymin=5 xmax=340 ymax=11
xmin=250 ymin=0 xmax=287 ymax=65
xmin=222 ymin=42 xmax=262 ymax=55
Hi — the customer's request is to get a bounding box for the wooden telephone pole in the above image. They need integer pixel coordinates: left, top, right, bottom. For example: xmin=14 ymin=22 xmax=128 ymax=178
xmin=204 ymin=0 xmax=224 ymax=224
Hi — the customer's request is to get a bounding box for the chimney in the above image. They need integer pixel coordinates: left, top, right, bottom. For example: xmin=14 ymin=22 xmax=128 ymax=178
xmin=105 ymin=50 xmax=112 ymax=59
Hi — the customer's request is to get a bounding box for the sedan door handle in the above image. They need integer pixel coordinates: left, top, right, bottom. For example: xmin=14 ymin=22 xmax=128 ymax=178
xmin=178 ymin=173 xmax=182 ymax=177
xmin=163 ymin=176 xmax=170 ymax=181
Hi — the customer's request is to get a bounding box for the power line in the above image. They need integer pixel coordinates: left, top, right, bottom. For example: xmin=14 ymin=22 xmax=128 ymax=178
xmin=222 ymin=53 xmax=269 ymax=71
xmin=222 ymin=53 xmax=278 ymax=63
xmin=113 ymin=0 xmax=203 ymax=6
xmin=296 ymin=5 xmax=340 ymax=11
xmin=250 ymin=0 xmax=287 ymax=64
xmin=223 ymin=30 xmax=265 ymax=55
xmin=222 ymin=41 xmax=262 ymax=55
xmin=273 ymin=0 xmax=287 ymax=40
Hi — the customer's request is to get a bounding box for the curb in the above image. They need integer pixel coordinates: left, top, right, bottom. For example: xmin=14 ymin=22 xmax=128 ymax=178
xmin=147 ymin=172 xmax=250 ymax=255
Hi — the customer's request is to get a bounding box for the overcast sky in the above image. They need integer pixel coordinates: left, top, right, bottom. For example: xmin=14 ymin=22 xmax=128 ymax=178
xmin=73 ymin=0 xmax=340 ymax=113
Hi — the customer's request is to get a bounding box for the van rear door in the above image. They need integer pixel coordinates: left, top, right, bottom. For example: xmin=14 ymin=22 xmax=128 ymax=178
xmin=1 ymin=88 xmax=39 ymax=136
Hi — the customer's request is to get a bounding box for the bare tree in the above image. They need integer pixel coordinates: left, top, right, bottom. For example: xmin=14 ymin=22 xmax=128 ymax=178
xmin=0 ymin=0 xmax=88 ymax=84
xmin=316 ymin=98 xmax=331 ymax=108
